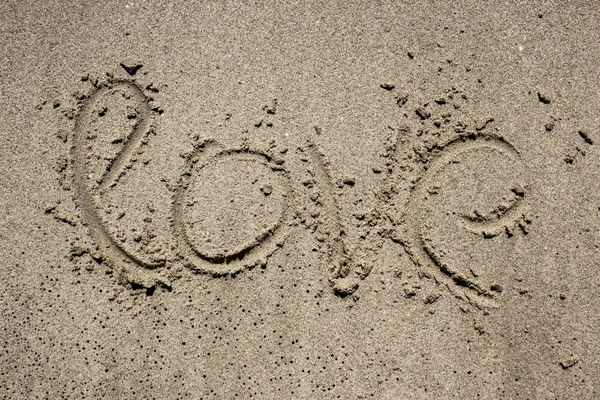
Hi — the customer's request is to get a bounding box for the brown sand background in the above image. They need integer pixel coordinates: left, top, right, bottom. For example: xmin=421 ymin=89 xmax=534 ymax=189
xmin=1 ymin=1 xmax=599 ymax=398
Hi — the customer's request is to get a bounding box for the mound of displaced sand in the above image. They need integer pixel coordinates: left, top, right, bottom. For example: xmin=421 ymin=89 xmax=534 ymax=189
xmin=1 ymin=1 xmax=599 ymax=398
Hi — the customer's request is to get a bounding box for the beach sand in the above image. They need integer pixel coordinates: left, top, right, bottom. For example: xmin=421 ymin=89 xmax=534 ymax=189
xmin=1 ymin=1 xmax=599 ymax=398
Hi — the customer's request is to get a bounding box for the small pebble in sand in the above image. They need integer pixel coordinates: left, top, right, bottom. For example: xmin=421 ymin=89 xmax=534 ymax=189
xmin=537 ymin=91 xmax=552 ymax=104
xmin=415 ymin=107 xmax=431 ymax=120
xmin=120 ymin=60 xmax=143 ymax=76
xmin=578 ymin=130 xmax=594 ymax=145
xmin=261 ymin=185 xmax=273 ymax=196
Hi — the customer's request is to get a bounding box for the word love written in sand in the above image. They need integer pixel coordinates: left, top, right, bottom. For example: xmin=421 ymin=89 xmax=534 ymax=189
xmin=71 ymin=80 xmax=529 ymax=309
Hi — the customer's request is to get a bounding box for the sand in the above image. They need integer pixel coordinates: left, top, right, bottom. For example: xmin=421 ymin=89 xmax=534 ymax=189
xmin=1 ymin=1 xmax=599 ymax=398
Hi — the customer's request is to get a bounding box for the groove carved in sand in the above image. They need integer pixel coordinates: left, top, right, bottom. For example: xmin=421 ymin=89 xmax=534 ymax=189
xmin=172 ymin=142 xmax=294 ymax=276
xmin=405 ymin=133 xmax=529 ymax=308
xmin=303 ymin=140 xmax=351 ymax=294
xmin=72 ymin=81 xmax=164 ymax=283
xmin=72 ymin=82 xmax=346 ymax=285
